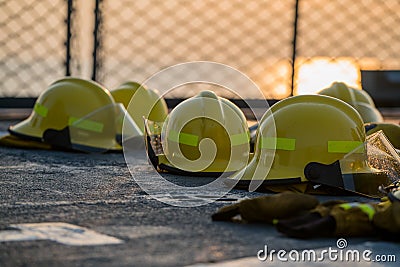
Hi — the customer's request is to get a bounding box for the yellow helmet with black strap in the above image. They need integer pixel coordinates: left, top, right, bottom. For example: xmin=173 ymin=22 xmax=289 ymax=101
xmin=229 ymin=94 xmax=392 ymax=197
xmin=8 ymin=77 xmax=141 ymax=152
xmin=145 ymin=90 xmax=250 ymax=176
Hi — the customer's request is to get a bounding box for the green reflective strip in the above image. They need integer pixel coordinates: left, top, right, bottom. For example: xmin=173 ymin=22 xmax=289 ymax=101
xmin=328 ymin=141 xmax=364 ymax=153
xmin=179 ymin=132 xmax=198 ymax=146
xmin=230 ymin=132 xmax=250 ymax=146
xmin=168 ymin=130 xmax=198 ymax=146
xmin=260 ymin=137 xmax=296 ymax=151
xmin=34 ymin=103 xmax=48 ymax=117
xmin=359 ymin=204 xmax=376 ymax=221
xmin=68 ymin=117 xmax=104 ymax=133
xmin=339 ymin=203 xmax=375 ymax=221
xmin=339 ymin=203 xmax=352 ymax=210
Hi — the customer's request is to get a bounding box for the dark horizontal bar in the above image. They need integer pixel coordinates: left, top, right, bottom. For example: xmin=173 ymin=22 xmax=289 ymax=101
xmin=166 ymin=98 xmax=280 ymax=109
xmin=0 ymin=98 xmax=37 ymax=109
xmin=0 ymin=97 xmax=279 ymax=109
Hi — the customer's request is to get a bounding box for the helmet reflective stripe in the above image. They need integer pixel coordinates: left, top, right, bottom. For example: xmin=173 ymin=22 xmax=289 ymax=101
xmin=327 ymin=141 xmax=364 ymax=153
xmin=68 ymin=117 xmax=104 ymax=133
xmin=339 ymin=203 xmax=375 ymax=221
xmin=259 ymin=138 xmax=363 ymax=154
xmin=34 ymin=103 xmax=48 ymax=117
xmin=260 ymin=137 xmax=296 ymax=151
xmin=230 ymin=132 xmax=250 ymax=146
xmin=168 ymin=130 xmax=199 ymax=147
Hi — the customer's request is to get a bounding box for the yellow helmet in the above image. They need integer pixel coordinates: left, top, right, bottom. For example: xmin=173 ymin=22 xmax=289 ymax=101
xmin=111 ymin=81 xmax=168 ymax=133
xmin=146 ymin=90 xmax=250 ymax=175
xmin=318 ymin=82 xmax=384 ymax=123
xmin=230 ymin=94 xmax=389 ymax=196
xmin=8 ymin=77 xmax=126 ymax=152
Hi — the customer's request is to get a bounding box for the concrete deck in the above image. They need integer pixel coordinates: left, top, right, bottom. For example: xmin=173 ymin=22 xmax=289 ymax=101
xmin=0 ymin=118 xmax=399 ymax=267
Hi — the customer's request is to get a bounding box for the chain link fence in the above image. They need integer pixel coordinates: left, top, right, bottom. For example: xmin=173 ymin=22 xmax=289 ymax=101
xmin=1 ymin=0 xmax=400 ymax=100
xmin=0 ymin=0 xmax=80 ymax=97
xmin=294 ymin=0 xmax=400 ymax=95
xmin=97 ymin=0 xmax=295 ymax=99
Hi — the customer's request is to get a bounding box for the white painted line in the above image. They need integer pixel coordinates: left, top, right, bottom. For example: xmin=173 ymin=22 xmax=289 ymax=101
xmin=0 ymin=222 xmax=123 ymax=246
xmin=97 ymin=225 xmax=180 ymax=239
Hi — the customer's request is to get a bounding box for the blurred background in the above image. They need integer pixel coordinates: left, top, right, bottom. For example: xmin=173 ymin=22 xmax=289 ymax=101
xmin=1 ymin=0 xmax=400 ymax=107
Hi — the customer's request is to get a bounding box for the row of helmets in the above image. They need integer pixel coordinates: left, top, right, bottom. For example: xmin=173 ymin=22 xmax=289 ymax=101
xmin=8 ymin=78 xmax=399 ymax=197
xmin=8 ymin=77 xmax=168 ymax=152
xmin=144 ymin=82 xmax=399 ymax=198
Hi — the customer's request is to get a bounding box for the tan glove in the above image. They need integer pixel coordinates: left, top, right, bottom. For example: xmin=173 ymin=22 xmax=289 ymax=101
xmin=329 ymin=202 xmax=377 ymax=237
xmin=373 ymin=190 xmax=400 ymax=240
xmin=212 ymin=191 xmax=319 ymax=223
xmin=276 ymin=200 xmax=345 ymax=239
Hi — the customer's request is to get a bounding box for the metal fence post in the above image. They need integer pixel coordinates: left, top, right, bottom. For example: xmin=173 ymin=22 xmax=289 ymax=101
xmin=92 ymin=0 xmax=103 ymax=81
xmin=65 ymin=0 xmax=73 ymax=76
xmin=290 ymin=0 xmax=300 ymax=96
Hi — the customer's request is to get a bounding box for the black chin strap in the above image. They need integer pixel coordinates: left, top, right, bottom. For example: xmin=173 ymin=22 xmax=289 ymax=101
xmin=304 ymin=160 xmax=359 ymax=192
xmin=304 ymin=161 xmax=344 ymax=188
xmin=43 ymin=127 xmax=72 ymax=150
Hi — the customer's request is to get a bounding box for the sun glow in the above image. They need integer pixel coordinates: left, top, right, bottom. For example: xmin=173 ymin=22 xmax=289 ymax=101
xmin=295 ymin=57 xmax=361 ymax=95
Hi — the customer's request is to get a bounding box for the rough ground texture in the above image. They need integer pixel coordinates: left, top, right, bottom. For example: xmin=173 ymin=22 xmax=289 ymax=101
xmin=0 ymin=120 xmax=398 ymax=267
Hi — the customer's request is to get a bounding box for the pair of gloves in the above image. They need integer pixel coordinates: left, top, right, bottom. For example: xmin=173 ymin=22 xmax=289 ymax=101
xmin=212 ymin=190 xmax=400 ymax=240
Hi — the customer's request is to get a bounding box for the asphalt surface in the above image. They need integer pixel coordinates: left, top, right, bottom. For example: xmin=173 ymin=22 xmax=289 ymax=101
xmin=0 ymin=119 xmax=399 ymax=267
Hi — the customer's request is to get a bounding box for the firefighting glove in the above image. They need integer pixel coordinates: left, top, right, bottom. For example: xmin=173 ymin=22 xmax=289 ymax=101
xmin=329 ymin=202 xmax=378 ymax=237
xmin=276 ymin=200 xmax=344 ymax=238
xmin=212 ymin=191 xmax=319 ymax=223
xmin=279 ymin=200 xmax=383 ymax=238
xmin=373 ymin=190 xmax=400 ymax=240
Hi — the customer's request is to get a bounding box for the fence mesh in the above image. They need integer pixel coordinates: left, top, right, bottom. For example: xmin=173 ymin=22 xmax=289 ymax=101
xmin=294 ymin=0 xmax=400 ymax=95
xmin=0 ymin=0 xmax=78 ymax=97
xmin=1 ymin=0 xmax=400 ymax=99
xmin=98 ymin=0 xmax=295 ymax=99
